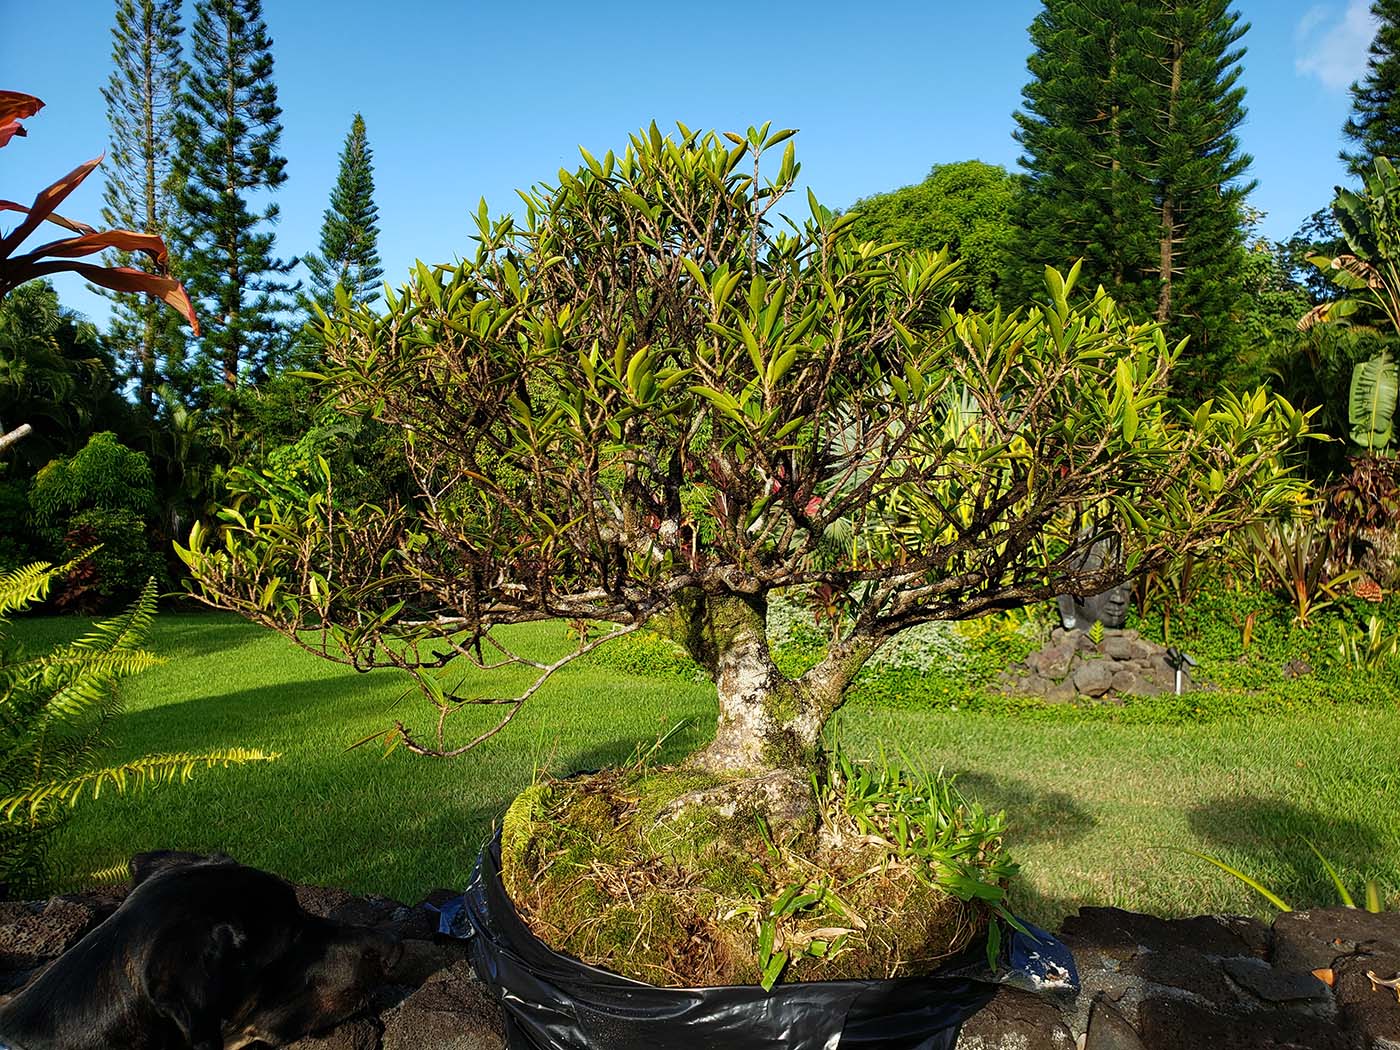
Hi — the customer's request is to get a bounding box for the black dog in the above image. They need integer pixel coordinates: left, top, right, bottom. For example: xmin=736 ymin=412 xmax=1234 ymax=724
xmin=0 ymin=853 xmax=402 ymax=1049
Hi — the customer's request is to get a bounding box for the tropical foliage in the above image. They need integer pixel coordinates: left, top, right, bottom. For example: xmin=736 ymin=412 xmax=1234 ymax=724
xmin=0 ymin=91 xmax=197 ymax=329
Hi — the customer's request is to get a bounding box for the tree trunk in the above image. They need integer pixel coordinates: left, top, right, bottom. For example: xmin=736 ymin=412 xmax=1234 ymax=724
xmin=652 ymin=588 xmax=875 ymax=832
xmin=658 ymin=589 xmax=876 ymax=775
xmin=141 ymin=9 xmax=158 ymax=413
xmin=0 ymin=424 xmax=33 ymax=456
xmin=1157 ymin=38 xmax=1184 ymax=325
xmin=661 ymin=590 xmax=825 ymax=774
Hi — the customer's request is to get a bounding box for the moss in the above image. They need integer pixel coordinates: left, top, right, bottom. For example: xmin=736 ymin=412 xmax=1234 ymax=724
xmin=759 ymin=723 xmax=817 ymax=770
xmin=500 ymin=781 xmax=551 ymax=881
xmin=760 ymin=681 xmax=801 ymax=724
xmin=500 ymin=763 xmax=988 ymax=987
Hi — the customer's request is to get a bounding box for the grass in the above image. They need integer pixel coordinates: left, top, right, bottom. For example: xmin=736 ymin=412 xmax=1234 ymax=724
xmin=11 ymin=612 xmax=1400 ymax=926
xmin=834 ymin=700 xmax=1400 ymax=926
xmin=13 ymin=614 xmax=716 ymax=904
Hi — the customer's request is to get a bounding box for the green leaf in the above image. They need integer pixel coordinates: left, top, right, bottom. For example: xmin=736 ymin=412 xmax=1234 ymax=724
xmin=1349 ymin=352 xmax=1397 ymax=450
xmin=1177 ymin=848 xmax=1293 ymax=911
xmin=1366 ymin=881 xmax=1383 ymax=914
xmin=1306 ymin=840 xmax=1356 ymax=908
xmin=759 ymin=949 xmax=788 ymax=991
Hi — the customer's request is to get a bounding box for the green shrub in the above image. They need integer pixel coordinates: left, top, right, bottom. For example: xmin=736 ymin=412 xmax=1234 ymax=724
xmin=28 ymin=433 xmax=162 ymax=611
xmin=53 ymin=509 xmax=169 ymax=613
xmin=0 ymin=478 xmax=31 ymax=571
xmin=586 ymin=628 xmax=706 ymax=682
xmin=29 ymin=431 xmax=154 ymax=526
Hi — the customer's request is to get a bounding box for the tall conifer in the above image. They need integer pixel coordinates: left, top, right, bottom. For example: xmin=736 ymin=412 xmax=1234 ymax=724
xmin=302 ymin=114 xmax=383 ymax=311
xmin=99 ymin=0 xmax=187 ymax=413
xmin=173 ymin=0 xmax=295 ymax=393
xmin=1343 ymin=1 xmax=1400 ymax=177
xmin=1013 ymin=0 xmax=1254 ymax=397
xmin=1013 ymin=0 xmax=1156 ymax=308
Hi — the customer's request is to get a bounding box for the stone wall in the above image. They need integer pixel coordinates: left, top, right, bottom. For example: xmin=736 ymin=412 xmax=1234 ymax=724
xmin=3 ymin=875 xmax=1398 ymax=1049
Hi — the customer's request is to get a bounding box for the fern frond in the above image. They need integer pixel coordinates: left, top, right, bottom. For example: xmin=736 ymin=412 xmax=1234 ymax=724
xmin=0 ymin=554 xmax=94 ymax=620
xmin=0 ymin=748 xmax=282 ymax=821
xmin=59 ymin=859 xmax=130 ymax=892
xmin=0 ymin=562 xmax=60 ymax=618
xmin=73 ymin=577 xmax=159 ymax=654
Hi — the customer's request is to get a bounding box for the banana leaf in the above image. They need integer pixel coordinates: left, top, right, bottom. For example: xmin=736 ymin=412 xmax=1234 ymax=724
xmin=1350 ymin=352 xmax=1398 ymax=450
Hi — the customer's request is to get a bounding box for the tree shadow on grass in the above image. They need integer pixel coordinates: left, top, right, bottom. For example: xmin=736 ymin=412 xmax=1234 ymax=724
xmin=1187 ymin=795 xmax=1392 ymax=909
xmin=952 ymin=771 xmax=1098 ymax=848
xmin=147 ymin=615 xmax=269 ymax=659
xmin=68 ymin=667 xmax=717 ymax=901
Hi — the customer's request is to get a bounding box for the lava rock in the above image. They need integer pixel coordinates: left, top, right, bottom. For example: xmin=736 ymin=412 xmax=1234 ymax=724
xmin=1073 ymin=661 xmax=1115 ymax=697
xmin=1222 ymin=957 xmax=1331 ymax=1005
xmin=953 ymin=986 xmax=1076 ymax=1049
xmin=380 ymin=961 xmax=506 ymax=1050
xmin=1084 ymin=995 xmax=1147 ymax=1050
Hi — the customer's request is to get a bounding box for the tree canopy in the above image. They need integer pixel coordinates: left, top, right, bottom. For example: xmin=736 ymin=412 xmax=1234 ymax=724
xmin=181 ymin=125 xmax=1308 ymax=781
xmin=1013 ymin=0 xmax=1255 ymax=399
xmin=174 ymin=0 xmax=295 ymax=393
xmin=844 ymin=161 xmax=1019 ymax=311
xmin=302 ymin=113 xmax=383 ymax=313
xmin=1343 ymin=0 xmax=1400 ymax=178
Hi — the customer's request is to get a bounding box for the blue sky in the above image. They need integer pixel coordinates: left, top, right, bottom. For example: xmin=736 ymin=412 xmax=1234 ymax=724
xmin=0 ymin=1 xmax=1382 ymax=325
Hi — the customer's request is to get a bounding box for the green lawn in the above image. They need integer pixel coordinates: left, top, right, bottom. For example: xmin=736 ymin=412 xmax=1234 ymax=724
xmin=14 ymin=613 xmax=1400 ymax=925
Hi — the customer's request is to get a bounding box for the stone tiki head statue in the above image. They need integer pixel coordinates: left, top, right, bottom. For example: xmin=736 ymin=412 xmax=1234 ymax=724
xmin=1056 ymin=530 xmax=1132 ymax=631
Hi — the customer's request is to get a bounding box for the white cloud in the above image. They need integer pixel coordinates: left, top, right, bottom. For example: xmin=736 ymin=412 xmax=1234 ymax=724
xmin=1296 ymin=0 xmax=1380 ymax=91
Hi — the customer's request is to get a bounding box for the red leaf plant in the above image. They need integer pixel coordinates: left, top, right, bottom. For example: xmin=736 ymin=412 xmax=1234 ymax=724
xmin=0 ymin=90 xmax=198 ymax=334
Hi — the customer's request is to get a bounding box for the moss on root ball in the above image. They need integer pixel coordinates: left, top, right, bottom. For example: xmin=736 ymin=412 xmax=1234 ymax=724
xmin=498 ymin=764 xmax=989 ymax=987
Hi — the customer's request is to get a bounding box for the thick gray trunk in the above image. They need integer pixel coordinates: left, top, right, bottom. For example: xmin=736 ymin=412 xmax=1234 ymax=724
xmin=658 ymin=589 xmax=873 ymax=776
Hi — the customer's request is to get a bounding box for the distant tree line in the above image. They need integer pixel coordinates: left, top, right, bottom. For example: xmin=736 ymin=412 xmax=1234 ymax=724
xmin=1 ymin=0 xmax=388 ymax=609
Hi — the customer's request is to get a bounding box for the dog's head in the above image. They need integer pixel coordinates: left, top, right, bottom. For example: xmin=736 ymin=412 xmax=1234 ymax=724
xmin=129 ymin=857 xmax=401 ymax=1049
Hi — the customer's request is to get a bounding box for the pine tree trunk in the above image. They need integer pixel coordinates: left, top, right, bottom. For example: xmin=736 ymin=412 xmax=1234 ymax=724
xmin=1157 ymin=38 xmax=1184 ymax=325
xmin=141 ymin=14 xmax=158 ymax=413
xmin=1109 ymin=28 xmax=1124 ymax=289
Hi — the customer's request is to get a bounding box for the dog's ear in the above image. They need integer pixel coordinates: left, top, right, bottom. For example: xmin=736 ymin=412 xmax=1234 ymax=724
xmin=130 ymin=850 xmax=236 ymax=886
xmin=144 ymin=921 xmax=244 ymax=1050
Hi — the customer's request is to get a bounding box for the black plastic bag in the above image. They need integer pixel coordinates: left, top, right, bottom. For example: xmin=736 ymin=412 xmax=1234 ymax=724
xmin=452 ymin=832 xmax=1077 ymax=1050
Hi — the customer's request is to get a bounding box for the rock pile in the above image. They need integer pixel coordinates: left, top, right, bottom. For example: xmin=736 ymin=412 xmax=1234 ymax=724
xmin=957 ymin=905 xmax=1400 ymax=1050
xmin=997 ymin=627 xmax=1194 ymax=701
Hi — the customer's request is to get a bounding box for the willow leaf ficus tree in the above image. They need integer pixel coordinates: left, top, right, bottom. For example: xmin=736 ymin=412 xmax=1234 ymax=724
xmin=180 ymin=124 xmax=1308 ymax=821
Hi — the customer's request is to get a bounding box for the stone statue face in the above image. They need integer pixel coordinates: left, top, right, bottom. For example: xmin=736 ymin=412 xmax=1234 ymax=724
xmin=1057 ymin=583 xmax=1132 ymax=631
xmin=1056 ymin=528 xmax=1131 ymax=630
